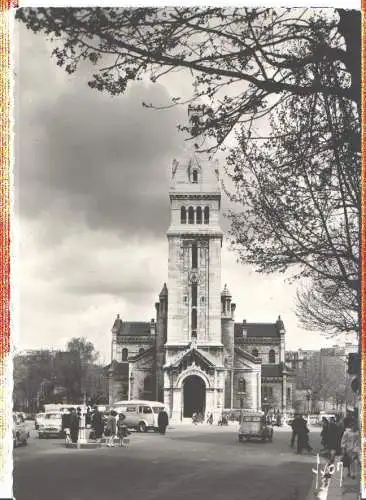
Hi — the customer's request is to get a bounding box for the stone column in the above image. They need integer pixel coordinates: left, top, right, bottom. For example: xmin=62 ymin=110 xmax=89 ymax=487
xmin=282 ymin=375 xmax=287 ymax=413
xmin=230 ymin=369 xmax=234 ymax=408
xmin=213 ymin=370 xmax=217 ymax=411
xmin=171 ymin=388 xmax=182 ymax=423
xmin=205 ymin=387 xmax=216 ymax=416
xmin=77 ymin=413 xmax=87 ymax=447
xmin=256 ymin=372 xmax=261 ymax=411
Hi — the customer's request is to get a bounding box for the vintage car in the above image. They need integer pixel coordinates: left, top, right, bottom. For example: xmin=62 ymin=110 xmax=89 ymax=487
xmin=35 ymin=412 xmax=46 ymax=430
xmin=111 ymin=400 xmax=166 ymax=432
xmin=238 ymin=411 xmax=274 ymax=443
xmin=38 ymin=412 xmax=63 ymax=439
xmin=13 ymin=413 xmax=30 ymax=448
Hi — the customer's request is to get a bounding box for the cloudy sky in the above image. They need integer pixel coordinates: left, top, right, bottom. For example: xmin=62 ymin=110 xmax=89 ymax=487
xmin=13 ymin=18 xmax=344 ymax=365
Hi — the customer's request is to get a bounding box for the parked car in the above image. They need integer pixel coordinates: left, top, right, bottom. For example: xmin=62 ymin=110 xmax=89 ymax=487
xmin=13 ymin=413 xmax=29 ymax=448
xmin=35 ymin=412 xmax=46 ymax=430
xmin=111 ymin=400 xmax=166 ymax=432
xmin=38 ymin=412 xmax=63 ymax=439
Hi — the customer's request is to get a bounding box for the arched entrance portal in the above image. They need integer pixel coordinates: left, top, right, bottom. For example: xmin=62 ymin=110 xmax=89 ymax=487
xmin=183 ymin=375 xmax=206 ymax=418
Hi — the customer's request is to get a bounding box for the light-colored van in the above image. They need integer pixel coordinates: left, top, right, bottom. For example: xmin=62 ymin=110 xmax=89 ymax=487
xmin=112 ymin=400 xmax=165 ymax=433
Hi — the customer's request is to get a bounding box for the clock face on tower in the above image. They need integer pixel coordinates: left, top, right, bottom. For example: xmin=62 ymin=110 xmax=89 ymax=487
xmin=189 ymin=270 xmax=200 ymax=284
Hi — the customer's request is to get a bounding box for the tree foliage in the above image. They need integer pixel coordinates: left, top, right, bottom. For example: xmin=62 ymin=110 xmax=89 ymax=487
xmin=66 ymin=337 xmax=99 ymax=364
xmin=15 ymin=7 xmax=360 ymax=151
xmin=16 ymin=7 xmax=360 ymax=335
xmin=296 ymin=278 xmax=358 ymax=335
xmin=225 ymin=74 xmax=359 ymax=334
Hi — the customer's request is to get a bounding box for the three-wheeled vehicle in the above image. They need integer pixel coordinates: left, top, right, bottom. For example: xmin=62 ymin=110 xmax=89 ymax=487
xmin=238 ymin=411 xmax=274 ymax=443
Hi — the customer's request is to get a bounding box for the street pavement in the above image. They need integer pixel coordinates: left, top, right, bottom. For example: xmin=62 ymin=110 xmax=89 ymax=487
xmin=14 ymin=422 xmax=324 ymax=500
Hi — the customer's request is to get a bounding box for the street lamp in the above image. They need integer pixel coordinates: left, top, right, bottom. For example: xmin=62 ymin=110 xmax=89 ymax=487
xmin=306 ymin=389 xmax=312 ymax=416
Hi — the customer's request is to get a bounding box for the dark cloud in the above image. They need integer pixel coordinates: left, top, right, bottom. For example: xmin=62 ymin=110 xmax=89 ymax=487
xmin=15 ymin=25 xmax=186 ymax=240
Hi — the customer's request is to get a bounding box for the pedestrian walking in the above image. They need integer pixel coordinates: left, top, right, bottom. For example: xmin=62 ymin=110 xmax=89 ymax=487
xmin=62 ymin=410 xmax=71 ymax=445
xmin=294 ymin=414 xmax=311 ymax=454
xmin=69 ymin=407 xmax=79 ymax=444
xmin=91 ymin=407 xmax=104 ymax=442
xmin=117 ymin=413 xmax=130 ymax=447
xmin=157 ymin=408 xmax=169 ymax=435
xmin=341 ymin=421 xmax=360 ymax=479
xmin=206 ymin=412 xmax=213 ymax=425
xmin=325 ymin=417 xmax=339 ymax=462
xmin=105 ymin=410 xmax=117 ymax=447
xmin=320 ymin=417 xmax=329 ymax=451
xmin=276 ymin=413 xmax=281 ymax=427
xmin=290 ymin=414 xmax=299 ymax=448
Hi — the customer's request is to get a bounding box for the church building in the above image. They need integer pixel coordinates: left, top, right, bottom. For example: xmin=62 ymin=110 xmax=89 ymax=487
xmin=107 ymin=157 xmax=294 ymax=422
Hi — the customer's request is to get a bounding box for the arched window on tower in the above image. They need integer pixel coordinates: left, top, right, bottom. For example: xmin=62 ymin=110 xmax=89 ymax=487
xmin=238 ymin=377 xmax=246 ymax=393
xmin=192 ymin=284 xmax=197 ymax=307
xmin=196 ymin=206 xmax=202 ymax=224
xmin=181 ymin=206 xmax=187 ymax=224
xmin=188 ymin=206 xmax=194 ymax=224
xmin=252 ymin=348 xmax=259 ymax=357
xmin=122 ymin=348 xmax=128 ymax=362
xmin=191 ymin=309 xmax=197 ymax=333
xmin=192 ymin=242 xmax=198 ymax=268
xmin=204 ymin=206 xmax=209 ymax=224
xmin=268 ymin=349 xmax=275 ymax=363
xmin=192 ymin=169 xmax=198 ymax=183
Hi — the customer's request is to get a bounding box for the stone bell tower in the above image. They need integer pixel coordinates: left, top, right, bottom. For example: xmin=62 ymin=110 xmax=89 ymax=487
xmin=166 ymin=156 xmax=223 ymax=349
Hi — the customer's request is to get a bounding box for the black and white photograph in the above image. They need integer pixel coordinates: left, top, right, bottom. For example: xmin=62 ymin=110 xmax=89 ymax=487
xmin=12 ymin=6 xmax=361 ymax=500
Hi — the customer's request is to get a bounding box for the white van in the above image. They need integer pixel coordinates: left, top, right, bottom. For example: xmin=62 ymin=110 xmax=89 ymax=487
xmin=111 ymin=400 xmax=165 ymax=433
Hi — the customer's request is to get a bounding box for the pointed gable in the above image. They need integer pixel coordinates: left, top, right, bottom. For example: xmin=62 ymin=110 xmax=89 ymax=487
xmin=166 ymin=346 xmax=216 ymax=370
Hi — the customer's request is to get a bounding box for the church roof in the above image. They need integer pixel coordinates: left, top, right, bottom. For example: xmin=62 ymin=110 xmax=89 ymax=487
xmin=128 ymin=346 xmax=155 ymax=362
xmin=234 ymin=346 xmax=262 ymax=364
xmin=112 ymin=314 xmax=123 ymax=333
xmin=115 ymin=321 xmax=151 ymax=336
xmin=221 ymin=284 xmax=232 ymax=297
xmin=261 ymin=364 xmax=283 ymax=377
xmin=104 ymin=360 xmax=129 ymax=376
xmin=234 ymin=322 xmax=280 ymax=338
xmin=261 ymin=362 xmax=295 ymax=378
xmin=159 ymin=283 xmax=168 ymax=298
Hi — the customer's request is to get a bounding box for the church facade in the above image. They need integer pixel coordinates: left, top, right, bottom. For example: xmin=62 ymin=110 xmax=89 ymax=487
xmin=107 ymin=157 xmax=294 ymax=422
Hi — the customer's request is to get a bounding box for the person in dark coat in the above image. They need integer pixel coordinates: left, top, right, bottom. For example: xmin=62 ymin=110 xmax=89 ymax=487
xmin=290 ymin=414 xmax=299 ymax=448
xmin=69 ymin=407 xmax=79 ymax=444
xmin=320 ymin=417 xmax=329 ymax=451
xmin=86 ymin=407 xmax=92 ymax=426
xmin=326 ymin=417 xmax=340 ymax=462
xmin=91 ymin=407 xmax=104 ymax=442
xmin=294 ymin=415 xmax=311 ymax=454
xmin=157 ymin=409 xmax=169 ymax=435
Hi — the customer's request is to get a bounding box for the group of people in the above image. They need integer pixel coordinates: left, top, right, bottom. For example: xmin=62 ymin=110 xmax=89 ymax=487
xmin=61 ymin=406 xmax=170 ymax=447
xmin=61 ymin=407 xmax=83 ymax=445
xmin=320 ymin=414 xmax=360 ymax=479
xmin=192 ymin=412 xmax=204 ymax=424
xmin=290 ymin=414 xmax=313 ymax=454
xmin=103 ymin=411 xmax=130 ymax=448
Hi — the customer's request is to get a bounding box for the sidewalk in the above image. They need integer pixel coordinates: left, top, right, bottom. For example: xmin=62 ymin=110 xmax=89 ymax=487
xmin=327 ymin=462 xmax=361 ymax=500
xmin=308 ymin=456 xmax=361 ymax=500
